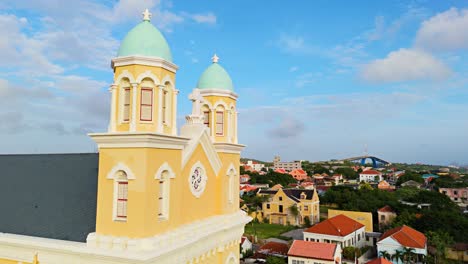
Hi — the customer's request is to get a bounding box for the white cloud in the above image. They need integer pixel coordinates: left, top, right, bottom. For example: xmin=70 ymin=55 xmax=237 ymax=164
xmin=360 ymin=48 xmax=451 ymax=83
xmin=415 ymin=8 xmax=468 ymax=51
xmin=190 ymin=13 xmax=217 ymax=24
xmin=289 ymin=66 xmax=299 ymax=72
xmin=277 ymin=34 xmax=323 ymax=55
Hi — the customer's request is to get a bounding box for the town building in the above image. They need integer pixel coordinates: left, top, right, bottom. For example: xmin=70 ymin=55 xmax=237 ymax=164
xmin=290 ymin=169 xmax=308 ymax=181
xmin=377 ymin=180 xmax=395 ymax=191
xmin=377 ymin=225 xmax=427 ymax=264
xmin=328 ymin=209 xmax=373 ymax=232
xmin=400 ymin=180 xmax=422 ymax=188
xmin=242 ymin=160 xmax=265 ymax=172
xmin=288 ymin=240 xmax=342 ymax=264
xmin=359 ymin=170 xmax=383 ymax=183
xmin=240 ymin=236 xmax=253 ymax=257
xmin=377 ymin=206 xmax=397 ymax=231
xmin=439 ymin=187 xmax=468 ymax=207
xmin=446 ymin=243 xmax=468 ymax=262
xmin=303 ymin=214 xmax=366 ymax=248
xmin=366 ymin=257 xmax=393 ymax=264
xmin=260 ymin=188 xmax=320 ymax=226
xmin=240 ymin=174 xmax=251 ymax=183
xmin=0 ymin=10 xmax=249 ymax=264
xmin=273 ymin=156 xmax=302 ymax=172
xmin=254 ymin=241 xmax=289 ymax=260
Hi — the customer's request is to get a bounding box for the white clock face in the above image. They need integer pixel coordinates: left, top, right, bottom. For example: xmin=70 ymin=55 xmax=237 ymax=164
xmin=189 ymin=166 xmax=207 ymax=197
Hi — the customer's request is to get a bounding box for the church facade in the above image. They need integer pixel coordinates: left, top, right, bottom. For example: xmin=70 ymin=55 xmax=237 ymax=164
xmin=0 ymin=9 xmax=250 ymax=264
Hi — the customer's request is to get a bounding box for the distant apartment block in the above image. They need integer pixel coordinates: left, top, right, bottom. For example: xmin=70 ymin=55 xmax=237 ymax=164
xmin=439 ymin=187 xmax=468 ymax=206
xmin=359 ymin=170 xmax=383 ymax=183
xmin=242 ymin=160 xmax=265 ymax=172
xmin=273 ymin=156 xmax=302 ymax=172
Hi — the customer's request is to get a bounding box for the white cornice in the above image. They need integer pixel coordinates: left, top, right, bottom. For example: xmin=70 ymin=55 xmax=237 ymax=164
xmin=0 ymin=211 xmax=252 ymax=264
xmin=199 ymin=89 xmax=238 ymax=100
xmin=213 ymin=143 xmax=245 ymax=154
xmin=88 ymin=132 xmax=189 ymax=150
xmin=111 ymin=56 xmax=179 ymax=73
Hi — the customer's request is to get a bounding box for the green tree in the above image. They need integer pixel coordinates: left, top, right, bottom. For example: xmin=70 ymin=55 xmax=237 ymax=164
xmin=335 ymin=167 xmax=359 ymax=180
xmin=402 ymin=247 xmax=416 ymax=264
xmin=426 ymin=230 xmax=454 ymax=263
xmin=289 ymin=204 xmax=299 ymax=225
xmin=265 ymin=256 xmax=287 ymax=264
xmin=392 ymin=250 xmax=404 ymax=263
xmin=397 ymin=170 xmax=423 ymax=186
xmin=379 ymin=250 xmax=392 ymax=261
xmin=303 ymin=216 xmax=311 ymax=228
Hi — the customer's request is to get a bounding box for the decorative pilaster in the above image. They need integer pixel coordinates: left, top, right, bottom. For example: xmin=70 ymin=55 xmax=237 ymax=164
xmin=210 ymin=108 xmax=215 ymax=140
xmin=227 ymin=109 xmax=232 ymax=143
xmin=234 ymin=111 xmax=239 ymax=144
xmin=172 ymin=89 xmax=179 ymax=135
xmin=130 ymin=82 xmax=138 ymax=132
xmin=108 ymin=84 xmax=117 ymax=132
xmin=157 ymin=84 xmax=165 ymax=133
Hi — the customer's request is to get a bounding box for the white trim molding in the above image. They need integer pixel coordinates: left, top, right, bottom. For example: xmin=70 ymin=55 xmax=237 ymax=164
xmin=115 ymin=69 xmax=136 ymax=84
xmin=89 ymin=132 xmax=189 ymax=150
xmin=226 ymin=163 xmax=238 ymax=176
xmin=180 ymin=124 xmax=222 ymax=175
xmin=112 ymin=56 xmax=179 ymax=73
xmin=213 ymin=143 xmax=245 ymax=154
xmin=155 ymin=162 xmax=176 ymax=179
xmin=226 ymin=252 xmax=238 ymax=264
xmin=0 ymin=211 xmax=251 ymax=264
xmin=136 ymin=70 xmax=161 ymax=85
xmin=199 ymin=89 xmax=238 ymax=100
xmin=107 ymin=163 xmax=136 ymax=180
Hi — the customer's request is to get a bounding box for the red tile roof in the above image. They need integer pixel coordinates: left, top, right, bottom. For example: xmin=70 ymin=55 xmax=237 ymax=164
xmin=360 ymin=170 xmax=382 ymax=175
xmin=257 ymin=241 xmax=289 ymax=256
xmin=288 ymin=240 xmax=337 ymax=261
xmin=275 ymin=168 xmax=287 ymax=174
xmin=366 ymin=257 xmax=393 ymax=264
xmin=379 ymin=225 xmax=426 ymax=249
xmin=378 ymin=205 xmax=394 ymax=213
xmin=304 ymin=214 xmax=364 ymax=236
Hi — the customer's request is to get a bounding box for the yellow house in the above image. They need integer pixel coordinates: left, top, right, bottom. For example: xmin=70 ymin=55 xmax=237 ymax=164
xmin=0 ymin=9 xmax=250 ymax=264
xmin=328 ymin=209 xmax=373 ymax=232
xmin=259 ymin=188 xmax=320 ymax=226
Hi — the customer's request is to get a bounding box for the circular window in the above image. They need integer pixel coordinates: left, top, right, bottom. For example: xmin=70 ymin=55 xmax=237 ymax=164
xmin=189 ymin=165 xmax=207 ymax=197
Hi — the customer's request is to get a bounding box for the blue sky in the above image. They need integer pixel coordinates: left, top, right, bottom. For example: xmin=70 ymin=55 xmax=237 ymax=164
xmin=0 ymin=0 xmax=467 ymax=165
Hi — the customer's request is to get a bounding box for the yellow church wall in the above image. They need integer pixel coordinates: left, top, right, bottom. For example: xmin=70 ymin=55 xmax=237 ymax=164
xmin=0 ymin=258 xmax=32 ymax=264
xmin=113 ymin=65 xmax=177 ymax=134
xmin=217 ymin=152 xmax=241 ymax=214
xmin=95 ymin=147 xmax=182 ymax=238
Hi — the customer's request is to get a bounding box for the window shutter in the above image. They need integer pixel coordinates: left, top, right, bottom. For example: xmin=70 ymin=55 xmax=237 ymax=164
xmin=216 ymin=111 xmax=224 ymax=135
xmin=123 ymin=88 xmax=130 ymax=121
xmin=140 ymin=88 xmax=153 ymax=121
xmin=117 ymin=182 xmax=128 ymax=218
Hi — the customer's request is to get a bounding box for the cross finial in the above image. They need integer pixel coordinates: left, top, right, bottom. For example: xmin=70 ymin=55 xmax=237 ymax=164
xmin=142 ymin=9 xmax=152 ymax=21
xmin=211 ymin=54 xmax=219 ymax=63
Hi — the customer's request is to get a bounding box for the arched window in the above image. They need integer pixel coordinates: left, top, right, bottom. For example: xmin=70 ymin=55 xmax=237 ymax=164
xmin=158 ymin=171 xmax=169 ymax=219
xmin=155 ymin=162 xmax=175 ymax=220
xmin=120 ymin=79 xmax=131 ymax=122
xmin=140 ymin=79 xmax=154 ymax=122
xmin=115 ymin=170 xmax=128 ymax=221
xmin=202 ymin=105 xmax=210 ymax=128
xmin=216 ymin=106 xmax=225 ymax=136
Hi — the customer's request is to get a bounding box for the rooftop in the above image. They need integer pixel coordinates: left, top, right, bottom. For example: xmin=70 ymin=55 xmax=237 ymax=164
xmin=288 ymin=240 xmax=337 ymax=261
xmin=304 ymin=214 xmax=364 ymax=237
xmin=379 ymin=225 xmax=426 ymax=249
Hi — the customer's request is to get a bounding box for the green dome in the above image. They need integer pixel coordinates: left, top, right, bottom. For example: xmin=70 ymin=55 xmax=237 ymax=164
xmin=117 ymin=20 xmax=172 ymax=62
xmin=197 ymin=59 xmax=234 ymax=91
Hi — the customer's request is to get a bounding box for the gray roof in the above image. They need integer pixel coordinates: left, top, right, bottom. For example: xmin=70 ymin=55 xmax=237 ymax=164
xmin=0 ymin=153 xmax=98 ymax=242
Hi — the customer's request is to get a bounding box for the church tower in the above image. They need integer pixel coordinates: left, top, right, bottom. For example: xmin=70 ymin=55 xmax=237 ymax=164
xmin=87 ymin=9 xmax=250 ymax=264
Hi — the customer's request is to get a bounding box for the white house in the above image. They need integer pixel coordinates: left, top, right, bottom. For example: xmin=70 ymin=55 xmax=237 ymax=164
xmin=359 ymin=170 xmax=383 ymax=183
xmin=303 ymin=214 xmax=366 ymax=249
xmin=377 ymin=225 xmax=427 ymax=264
xmin=288 ymin=240 xmax=342 ymax=264
xmin=242 ymin=160 xmax=265 ymax=172
xmin=240 ymin=236 xmax=252 ymax=256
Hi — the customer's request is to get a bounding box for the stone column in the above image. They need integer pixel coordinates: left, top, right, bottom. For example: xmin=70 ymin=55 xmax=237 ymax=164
xmin=157 ymin=84 xmax=165 ymax=133
xmin=108 ymin=84 xmax=117 ymax=132
xmin=130 ymin=82 xmax=138 ymax=132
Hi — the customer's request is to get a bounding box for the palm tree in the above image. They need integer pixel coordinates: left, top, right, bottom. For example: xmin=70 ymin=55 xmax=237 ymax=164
xmin=392 ymin=250 xmax=404 ymax=264
xmin=402 ymin=247 xmax=416 ymax=264
xmin=380 ymin=250 xmax=392 ymax=261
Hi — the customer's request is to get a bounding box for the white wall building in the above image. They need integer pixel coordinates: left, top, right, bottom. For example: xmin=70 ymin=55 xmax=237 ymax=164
xmin=377 ymin=225 xmax=427 ymax=264
xmin=288 ymin=240 xmax=342 ymax=264
xmin=303 ymin=215 xmax=366 ymax=249
xmin=359 ymin=170 xmax=383 ymax=183
xmin=243 ymin=160 xmax=265 ymax=171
